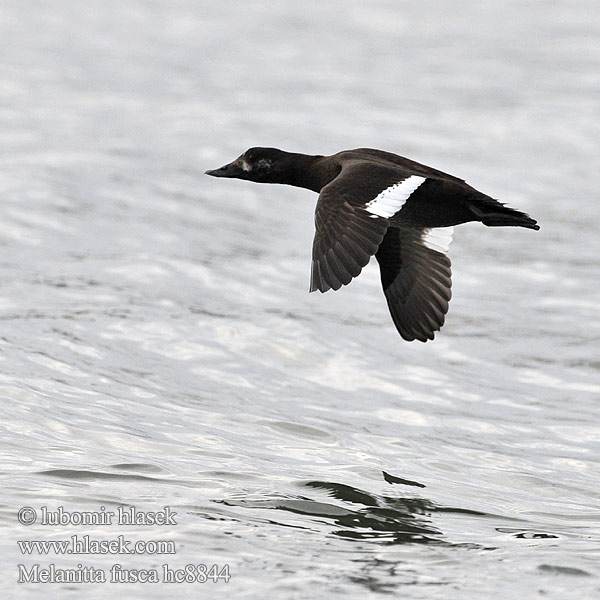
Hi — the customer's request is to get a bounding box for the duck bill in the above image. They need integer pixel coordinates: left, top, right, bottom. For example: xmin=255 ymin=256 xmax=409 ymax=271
xmin=205 ymin=158 xmax=246 ymax=178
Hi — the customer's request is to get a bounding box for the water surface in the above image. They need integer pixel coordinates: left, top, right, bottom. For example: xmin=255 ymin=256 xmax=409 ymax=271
xmin=1 ymin=1 xmax=599 ymax=598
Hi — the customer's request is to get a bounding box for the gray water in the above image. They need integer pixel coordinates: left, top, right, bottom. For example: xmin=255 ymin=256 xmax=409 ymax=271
xmin=1 ymin=1 xmax=599 ymax=598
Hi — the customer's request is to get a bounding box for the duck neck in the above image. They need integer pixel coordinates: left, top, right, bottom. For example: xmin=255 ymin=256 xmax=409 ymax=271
xmin=280 ymin=153 xmax=338 ymax=192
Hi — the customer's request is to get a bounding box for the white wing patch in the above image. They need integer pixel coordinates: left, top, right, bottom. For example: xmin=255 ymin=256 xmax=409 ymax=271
xmin=364 ymin=175 xmax=426 ymax=218
xmin=422 ymin=226 xmax=454 ymax=253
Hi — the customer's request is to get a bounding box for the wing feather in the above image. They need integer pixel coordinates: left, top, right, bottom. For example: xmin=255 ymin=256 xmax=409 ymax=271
xmin=375 ymin=227 xmax=453 ymax=342
xmin=310 ymin=163 xmax=419 ymax=292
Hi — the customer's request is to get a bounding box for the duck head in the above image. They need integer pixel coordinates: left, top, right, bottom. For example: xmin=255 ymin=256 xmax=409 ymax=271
xmin=205 ymin=147 xmax=290 ymax=184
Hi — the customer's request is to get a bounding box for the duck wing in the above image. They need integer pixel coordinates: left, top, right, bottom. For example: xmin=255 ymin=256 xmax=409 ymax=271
xmin=310 ymin=161 xmax=427 ymax=292
xmin=375 ymin=225 xmax=453 ymax=342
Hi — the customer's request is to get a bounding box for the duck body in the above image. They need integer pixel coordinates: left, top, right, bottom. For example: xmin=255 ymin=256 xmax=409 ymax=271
xmin=206 ymin=147 xmax=539 ymax=342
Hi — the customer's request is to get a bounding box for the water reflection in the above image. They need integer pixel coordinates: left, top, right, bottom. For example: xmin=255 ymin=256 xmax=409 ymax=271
xmin=222 ymin=472 xmax=490 ymax=546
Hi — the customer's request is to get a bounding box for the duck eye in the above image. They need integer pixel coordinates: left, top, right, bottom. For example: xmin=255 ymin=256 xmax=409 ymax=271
xmin=256 ymin=158 xmax=272 ymax=170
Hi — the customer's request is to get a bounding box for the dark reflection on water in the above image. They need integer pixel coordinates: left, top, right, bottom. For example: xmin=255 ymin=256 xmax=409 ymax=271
xmin=537 ymin=564 xmax=592 ymax=577
xmin=222 ymin=473 xmax=492 ymax=547
xmin=382 ymin=470 xmax=426 ymax=488
xmin=496 ymin=527 xmax=559 ymax=540
xmin=40 ymin=468 xmax=165 ymax=482
xmin=38 ymin=466 xmax=196 ymax=487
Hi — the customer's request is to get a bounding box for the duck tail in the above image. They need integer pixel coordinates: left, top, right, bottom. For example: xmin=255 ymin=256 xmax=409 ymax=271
xmin=467 ymin=201 xmax=540 ymax=231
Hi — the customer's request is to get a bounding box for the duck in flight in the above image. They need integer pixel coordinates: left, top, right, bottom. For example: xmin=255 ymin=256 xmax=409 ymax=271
xmin=205 ymin=147 xmax=539 ymax=342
